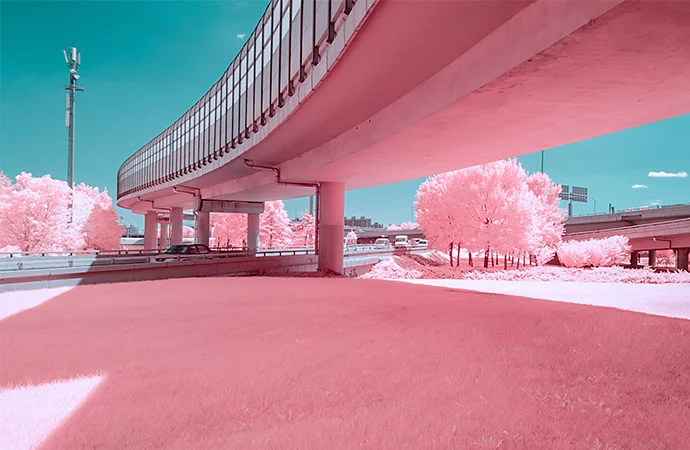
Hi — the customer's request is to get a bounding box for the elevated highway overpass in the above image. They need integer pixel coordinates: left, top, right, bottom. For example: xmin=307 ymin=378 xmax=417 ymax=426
xmin=565 ymin=204 xmax=690 ymax=234
xmin=564 ymin=218 xmax=690 ymax=270
xmin=116 ymin=0 xmax=690 ymax=274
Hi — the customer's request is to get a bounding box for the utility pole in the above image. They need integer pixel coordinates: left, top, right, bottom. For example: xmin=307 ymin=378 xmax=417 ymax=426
xmin=540 ymin=150 xmax=544 ymax=173
xmin=63 ymin=47 xmax=83 ymax=220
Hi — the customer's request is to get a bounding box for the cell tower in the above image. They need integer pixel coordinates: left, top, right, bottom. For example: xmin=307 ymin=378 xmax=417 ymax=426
xmin=63 ymin=47 xmax=83 ymax=193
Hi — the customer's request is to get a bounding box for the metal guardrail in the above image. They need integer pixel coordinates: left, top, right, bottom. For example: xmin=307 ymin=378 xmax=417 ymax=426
xmin=569 ymin=202 xmax=690 ymax=218
xmin=0 ymin=244 xmax=429 ymax=274
xmin=117 ymin=0 xmax=362 ymax=199
xmin=0 ymin=248 xmax=317 ymax=273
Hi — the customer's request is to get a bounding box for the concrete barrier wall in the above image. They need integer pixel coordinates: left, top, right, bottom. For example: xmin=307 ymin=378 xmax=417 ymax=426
xmin=0 ymin=255 xmax=317 ymax=293
xmin=0 ymin=250 xmax=401 ymax=293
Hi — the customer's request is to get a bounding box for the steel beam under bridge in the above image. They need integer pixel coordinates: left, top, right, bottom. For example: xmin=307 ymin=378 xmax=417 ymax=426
xmin=195 ymin=199 xmax=265 ymax=214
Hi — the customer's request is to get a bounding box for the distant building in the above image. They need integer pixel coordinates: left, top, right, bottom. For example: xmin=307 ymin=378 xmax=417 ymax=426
xmin=123 ymin=224 xmax=141 ymax=237
xmin=344 ymin=216 xmax=383 ymax=229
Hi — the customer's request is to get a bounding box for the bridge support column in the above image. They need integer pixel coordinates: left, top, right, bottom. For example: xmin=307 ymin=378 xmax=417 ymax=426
xmin=247 ymin=213 xmax=260 ymax=251
xmin=144 ymin=211 xmax=158 ymax=250
xmin=318 ymin=182 xmax=345 ymax=274
xmin=170 ymin=207 xmax=184 ymax=245
xmin=675 ymin=248 xmax=689 ymax=271
xmin=648 ymin=250 xmax=656 ymax=267
xmin=196 ymin=211 xmax=210 ymax=247
xmin=160 ymin=223 xmax=169 ymax=249
xmin=630 ymin=251 xmax=639 ymax=268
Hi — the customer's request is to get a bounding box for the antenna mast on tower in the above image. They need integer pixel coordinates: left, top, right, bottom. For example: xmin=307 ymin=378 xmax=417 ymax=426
xmin=63 ymin=47 xmax=83 ymax=219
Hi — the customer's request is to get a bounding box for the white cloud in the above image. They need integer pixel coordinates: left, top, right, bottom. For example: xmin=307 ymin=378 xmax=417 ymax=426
xmin=236 ymin=33 xmax=246 ymax=39
xmin=648 ymin=171 xmax=688 ymax=178
xmin=632 ymin=184 xmax=648 ymax=189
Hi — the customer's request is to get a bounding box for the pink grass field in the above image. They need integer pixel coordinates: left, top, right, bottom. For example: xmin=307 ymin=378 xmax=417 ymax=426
xmin=1 ymin=277 xmax=690 ymax=449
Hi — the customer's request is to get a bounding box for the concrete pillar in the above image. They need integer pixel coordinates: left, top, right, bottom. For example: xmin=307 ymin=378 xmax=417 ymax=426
xmin=170 ymin=207 xmax=184 ymax=245
xmin=675 ymin=248 xmax=689 ymax=271
xmin=196 ymin=211 xmax=210 ymax=247
xmin=318 ymin=182 xmax=345 ymax=274
xmin=630 ymin=251 xmax=639 ymax=268
xmin=160 ymin=223 xmax=169 ymax=249
xmin=247 ymin=213 xmax=260 ymax=251
xmin=144 ymin=211 xmax=158 ymax=250
xmin=648 ymin=249 xmax=656 ymax=267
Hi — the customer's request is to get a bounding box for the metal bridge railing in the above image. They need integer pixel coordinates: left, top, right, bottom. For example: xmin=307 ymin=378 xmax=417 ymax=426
xmin=117 ymin=0 xmax=360 ymax=200
xmin=568 ymin=202 xmax=690 ymax=219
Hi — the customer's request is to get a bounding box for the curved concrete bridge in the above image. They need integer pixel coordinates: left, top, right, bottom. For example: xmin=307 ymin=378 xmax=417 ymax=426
xmin=116 ymin=0 xmax=690 ymax=273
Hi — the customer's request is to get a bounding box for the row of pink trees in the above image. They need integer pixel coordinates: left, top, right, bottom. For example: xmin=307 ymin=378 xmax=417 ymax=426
xmin=387 ymin=222 xmax=418 ymax=231
xmin=210 ymin=200 xmax=315 ymax=249
xmin=0 ymin=172 xmax=124 ymax=252
xmin=415 ymin=160 xmax=565 ymax=268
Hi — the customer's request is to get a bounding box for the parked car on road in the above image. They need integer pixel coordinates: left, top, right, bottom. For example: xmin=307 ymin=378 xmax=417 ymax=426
xmin=374 ymin=238 xmax=391 ymax=249
xmin=155 ymin=244 xmax=214 ymax=262
xmin=413 ymin=239 xmax=428 ymax=248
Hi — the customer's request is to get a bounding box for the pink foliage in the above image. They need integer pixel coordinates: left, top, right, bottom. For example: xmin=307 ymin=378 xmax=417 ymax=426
xmin=346 ymin=230 xmax=358 ymax=240
xmin=655 ymin=249 xmax=675 ymax=267
xmin=290 ymin=211 xmax=315 ymax=247
xmin=0 ymin=173 xmax=123 ymax=252
xmin=0 ymin=173 xmax=81 ymax=252
xmin=260 ymin=200 xmax=293 ymax=248
xmin=526 ymin=172 xmax=565 ymax=251
xmin=362 ymin=252 xmax=690 ymax=284
xmin=211 ymin=213 xmax=247 ymax=248
xmin=387 ymin=222 xmax=418 ymax=231
xmin=415 ymin=160 xmax=564 ymax=267
xmin=362 ymin=259 xmax=422 ymax=279
xmin=182 ymin=226 xmax=195 ymax=239
xmin=558 ymin=236 xmax=631 ymax=268
xmin=82 ymin=204 xmax=125 ymax=250
xmin=72 ymin=184 xmax=124 ymax=250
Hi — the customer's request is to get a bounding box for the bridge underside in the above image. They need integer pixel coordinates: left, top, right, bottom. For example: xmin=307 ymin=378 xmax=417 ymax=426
xmin=122 ymin=0 xmax=690 ymax=213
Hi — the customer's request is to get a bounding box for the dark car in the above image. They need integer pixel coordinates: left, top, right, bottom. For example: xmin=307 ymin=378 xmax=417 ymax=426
xmin=155 ymin=244 xmax=214 ymax=262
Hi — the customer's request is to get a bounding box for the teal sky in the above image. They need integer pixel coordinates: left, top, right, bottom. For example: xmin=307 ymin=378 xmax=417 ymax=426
xmin=1 ymin=1 xmax=688 ymax=231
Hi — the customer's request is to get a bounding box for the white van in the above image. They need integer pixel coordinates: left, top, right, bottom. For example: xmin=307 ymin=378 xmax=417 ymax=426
xmin=394 ymin=235 xmax=409 ymax=248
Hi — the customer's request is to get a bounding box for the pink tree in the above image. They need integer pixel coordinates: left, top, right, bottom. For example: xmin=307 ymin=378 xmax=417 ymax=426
xmin=72 ymin=184 xmax=124 ymax=250
xmin=388 ymin=222 xmax=418 ymax=231
xmin=182 ymin=225 xmax=195 ymax=239
xmin=417 ymin=160 xmax=548 ymax=268
xmin=416 ymin=172 xmax=468 ymax=266
xmin=526 ymin=172 xmax=566 ymax=261
xmin=0 ymin=173 xmax=124 ymax=252
xmin=211 ymin=213 xmax=247 ymax=248
xmin=0 ymin=172 xmax=81 ymax=252
xmin=290 ymin=211 xmax=315 ymax=247
xmin=260 ymin=200 xmax=293 ymax=248
xmin=82 ymin=204 xmax=125 ymax=250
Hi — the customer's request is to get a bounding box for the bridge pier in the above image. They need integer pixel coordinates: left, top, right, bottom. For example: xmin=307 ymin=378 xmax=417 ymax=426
xmin=144 ymin=211 xmax=158 ymax=250
xmin=196 ymin=211 xmax=210 ymax=247
xmin=160 ymin=223 xmax=169 ymax=249
xmin=170 ymin=207 xmax=184 ymax=245
xmin=247 ymin=213 xmax=260 ymax=251
xmin=648 ymin=250 xmax=656 ymax=267
xmin=318 ymin=182 xmax=345 ymax=275
xmin=675 ymin=248 xmax=689 ymax=271
xmin=630 ymin=251 xmax=639 ymax=268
